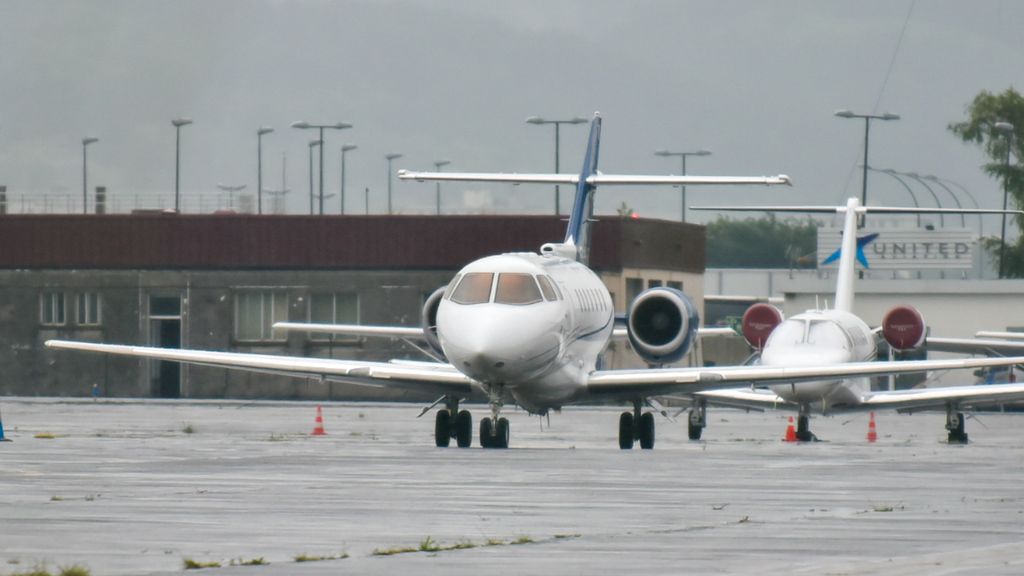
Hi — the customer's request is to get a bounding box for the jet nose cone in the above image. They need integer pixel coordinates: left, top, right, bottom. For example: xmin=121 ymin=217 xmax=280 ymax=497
xmin=438 ymin=305 xmax=561 ymax=383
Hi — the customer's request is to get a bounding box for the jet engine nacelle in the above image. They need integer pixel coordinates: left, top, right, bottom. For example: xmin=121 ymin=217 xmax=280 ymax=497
xmin=882 ymin=305 xmax=926 ymax=351
xmin=741 ymin=303 xmax=784 ymax=350
xmin=421 ymin=287 xmax=447 ymax=360
xmin=626 ymin=287 xmax=700 ymax=365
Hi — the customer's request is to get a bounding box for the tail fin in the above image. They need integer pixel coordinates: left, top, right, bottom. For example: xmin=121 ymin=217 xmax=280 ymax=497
xmin=832 ymin=197 xmax=861 ymax=313
xmin=563 ymin=114 xmax=602 ymax=264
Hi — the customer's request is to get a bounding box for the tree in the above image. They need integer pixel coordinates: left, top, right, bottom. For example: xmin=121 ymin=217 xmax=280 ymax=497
xmin=949 ymin=87 xmax=1024 ymax=277
xmin=706 ymin=214 xmax=818 ymax=269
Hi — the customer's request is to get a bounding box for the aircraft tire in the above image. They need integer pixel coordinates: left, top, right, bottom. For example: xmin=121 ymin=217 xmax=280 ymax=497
xmin=434 ymin=410 xmax=452 ymax=448
xmin=688 ymin=422 xmax=703 ymax=440
xmin=455 ymin=410 xmax=473 ymax=448
xmin=618 ymin=412 xmax=634 ymax=449
xmin=479 ymin=417 xmax=493 ymax=448
xmin=496 ymin=417 xmax=510 ymax=449
xmin=948 ymin=412 xmax=968 ymax=444
xmin=639 ymin=412 xmax=655 ymax=449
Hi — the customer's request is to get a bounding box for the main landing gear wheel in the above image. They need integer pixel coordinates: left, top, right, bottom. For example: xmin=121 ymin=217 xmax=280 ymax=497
xmin=688 ymin=401 xmax=707 ymax=440
xmin=639 ymin=412 xmax=655 ymax=449
xmin=455 ymin=410 xmax=473 ymax=448
xmin=480 ymin=417 xmax=509 ymax=449
xmin=618 ymin=404 xmax=656 ymax=450
xmin=434 ymin=408 xmax=473 ymax=448
xmin=946 ymin=411 xmax=968 ymax=445
xmin=434 ymin=409 xmax=452 ymax=447
xmin=618 ymin=412 xmax=634 ymax=449
xmin=796 ymin=414 xmax=817 ymax=442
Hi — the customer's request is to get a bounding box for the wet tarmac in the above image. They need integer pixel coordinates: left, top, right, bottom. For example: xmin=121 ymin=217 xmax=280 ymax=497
xmin=1 ymin=398 xmax=1022 ymax=575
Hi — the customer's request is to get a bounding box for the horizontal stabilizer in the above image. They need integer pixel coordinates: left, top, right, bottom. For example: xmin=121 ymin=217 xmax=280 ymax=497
xmin=398 ymin=170 xmax=791 ymax=187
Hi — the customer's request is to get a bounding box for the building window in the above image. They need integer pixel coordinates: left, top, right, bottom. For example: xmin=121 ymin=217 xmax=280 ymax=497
xmin=648 ymin=279 xmax=663 ymax=288
xmin=76 ymin=292 xmax=102 ymax=325
xmin=235 ymin=291 xmax=288 ymax=341
xmin=668 ymin=281 xmax=683 ymax=291
xmin=41 ymin=292 xmax=67 ymax=326
xmin=625 ymin=278 xmax=643 ymax=304
xmin=309 ymin=292 xmax=359 ymax=341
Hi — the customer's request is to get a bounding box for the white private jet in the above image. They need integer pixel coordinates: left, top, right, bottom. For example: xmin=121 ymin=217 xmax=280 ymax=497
xmin=45 ymin=115 xmax=1024 ymax=450
xmin=680 ymin=198 xmax=1024 ymax=444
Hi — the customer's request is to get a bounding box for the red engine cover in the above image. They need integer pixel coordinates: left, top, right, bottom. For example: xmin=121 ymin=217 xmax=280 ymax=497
xmin=882 ymin=305 xmax=926 ymax=350
xmin=741 ymin=303 xmax=783 ymax=349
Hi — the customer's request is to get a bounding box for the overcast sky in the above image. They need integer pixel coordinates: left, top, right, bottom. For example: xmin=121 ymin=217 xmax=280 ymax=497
xmin=1 ymin=0 xmax=1021 ymax=228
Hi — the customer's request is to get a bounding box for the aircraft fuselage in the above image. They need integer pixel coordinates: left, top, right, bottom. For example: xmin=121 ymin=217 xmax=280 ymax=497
xmin=437 ymin=251 xmax=613 ymax=412
xmin=761 ymin=309 xmax=876 ymax=411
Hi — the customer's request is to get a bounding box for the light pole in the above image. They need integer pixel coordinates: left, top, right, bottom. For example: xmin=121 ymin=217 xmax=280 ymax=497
xmin=526 ymin=115 xmax=587 ymax=215
xmin=994 ymin=122 xmax=1015 ymax=278
xmin=385 ymin=153 xmax=402 ymax=215
xmin=172 ymin=117 xmax=193 ymax=212
xmin=256 ymin=126 xmax=273 ymax=215
xmin=654 ymin=148 xmax=712 ymax=223
xmin=81 ymin=137 xmax=98 ymax=214
xmin=215 ymin=183 xmax=247 ymax=211
xmin=340 ymin=144 xmax=357 ymax=215
xmin=835 ymin=109 xmax=899 ymax=226
xmin=433 ymin=159 xmax=450 ymax=215
xmin=291 ymin=121 xmax=352 ymax=215
xmin=307 ymin=139 xmax=321 ymax=215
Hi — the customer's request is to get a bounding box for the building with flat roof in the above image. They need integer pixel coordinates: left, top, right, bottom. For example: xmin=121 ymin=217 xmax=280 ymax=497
xmin=0 ymin=214 xmax=707 ymax=399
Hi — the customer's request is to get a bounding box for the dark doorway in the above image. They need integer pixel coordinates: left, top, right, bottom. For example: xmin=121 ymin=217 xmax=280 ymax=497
xmin=149 ymin=295 xmax=182 ymax=398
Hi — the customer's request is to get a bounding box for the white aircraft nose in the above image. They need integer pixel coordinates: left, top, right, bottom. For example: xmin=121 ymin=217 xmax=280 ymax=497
xmin=439 ymin=304 xmax=561 ymax=384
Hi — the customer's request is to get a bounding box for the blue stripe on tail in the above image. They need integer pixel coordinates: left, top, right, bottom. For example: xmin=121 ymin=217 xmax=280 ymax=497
xmin=564 ymin=114 xmax=602 ymax=263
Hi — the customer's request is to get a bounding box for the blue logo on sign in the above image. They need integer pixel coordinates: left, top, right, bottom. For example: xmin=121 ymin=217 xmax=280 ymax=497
xmin=822 ymin=233 xmax=879 ymax=268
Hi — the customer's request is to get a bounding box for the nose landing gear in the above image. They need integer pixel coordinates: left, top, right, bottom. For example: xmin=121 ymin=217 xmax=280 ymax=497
xmin=945 ymin=404 xmax=968 ymax=444
xmin=479 ymin=386 xmax=510 ymax=449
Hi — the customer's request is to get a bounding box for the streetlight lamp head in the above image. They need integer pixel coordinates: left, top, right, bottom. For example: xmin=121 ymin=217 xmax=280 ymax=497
xmin=525 ymin=116 xmax=545 ymax=124
xmin=881 ymin=113 xmax=901 ymax=121
xmin=654 ymin=149 xmax=673 ymax=157
xmin=434 ymin=159 xmax=451 ymax=168
xmin=568 ymin=117 xmax=588 ymax=124
xmin=696 ymin=149 xmax=712 ymax=156
xmin=257 ymin=126 xmax=274 ymax=135
xmin=385 ymin=153 xmax=403 ymax=160
xmin=834 ymin=109 xmax=855 ymax=118
xmin=309 ymin=139 xmax=321 ymax=148
xmin=333 ymin=122 xmax=353 ymax=130
xmin=82 ymin=137 xmax=99 ymax=146
xmin=171 ymin=117 xmax=193 ymax=127
xmin=291 ymin=121 xmax=311 ymax=129
xmin=994 ymin=121 xmax=1015 ymax=133
xmin=342 ymin=144 xmax=358 ymax=152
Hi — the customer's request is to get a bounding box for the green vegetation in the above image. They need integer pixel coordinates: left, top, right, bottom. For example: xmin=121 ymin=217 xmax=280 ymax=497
xmin=34 ymin=432 xmax=57 ymax=439
xmin=949 ymin=87 xmax=1024 ymax=276
xmin=182 ymin=558 xmax=222 ymax=570
xmin=510 ymin=536 xmax=534 ymax=545
xmin=181 ymin=423 xmax=196 ymax=434
xmin=8 ymin=565 xmax=91 ymax=576
xmin=418 ymin=536 xmax=440 ymax=552
xmin=706 ymin=215 xmax=818 ymax=269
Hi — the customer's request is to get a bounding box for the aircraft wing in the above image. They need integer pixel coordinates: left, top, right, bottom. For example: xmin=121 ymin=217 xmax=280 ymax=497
xmin=859 ymin=382 xmax=1024 ymax=412
xmin=44 ymin=340 xmax=475 ymax=395
xmin=925 ymin=336 xmax=1024 ymax=356
xmin=398 ymin=170 xmax=578 ymax=185
xmin=274 ymin=322 xmax=424 ymax=339
xmin=585 ymin=355 xmax=1024 ymax=399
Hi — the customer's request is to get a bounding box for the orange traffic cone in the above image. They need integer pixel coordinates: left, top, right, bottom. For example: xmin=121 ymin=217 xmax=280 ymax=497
xmin=312 ymin=405 xmax=327 ymax=436
xmin=784 ymin=416 xmax=796 ymax=442
xmin=866 ymin=411 xmax=877 ymax=443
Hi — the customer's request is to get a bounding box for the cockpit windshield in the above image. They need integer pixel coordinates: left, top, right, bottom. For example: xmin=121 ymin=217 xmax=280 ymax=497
xmin=450 ymin=272 xmax=494 ymax=305
xmin=494 ymin=273 xmax=543 ymax=305
xmin=766 ymin=319 xmax=806 ymax=347
xmin=806 ymin=320 xmax=851 ymax=350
